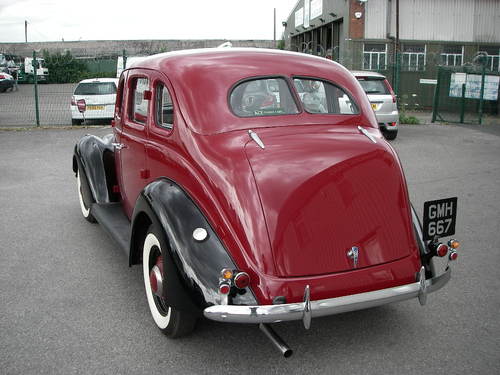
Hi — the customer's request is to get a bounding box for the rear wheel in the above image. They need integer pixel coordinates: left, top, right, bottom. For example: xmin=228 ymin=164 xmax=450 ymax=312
xmin=76 ymin=169 xmax=96 ymax=223
xmin=383 ymin=129 xmax=398 ymax=140
xmin=142 ymin=224 xmax=196 ymax=337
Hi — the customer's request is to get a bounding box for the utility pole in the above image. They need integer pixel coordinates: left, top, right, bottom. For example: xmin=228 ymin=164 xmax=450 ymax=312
xmin=394 ymin=0 xmax=400 ymax=95
xmin=25 ymin=20 xmax=28 ymax=43
xmin=273 ymin=8 xmax=277 ymax=47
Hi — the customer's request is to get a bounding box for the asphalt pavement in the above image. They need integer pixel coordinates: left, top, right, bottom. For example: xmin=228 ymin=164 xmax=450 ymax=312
xmin=0 ymin=124 xmax=499 ymax=374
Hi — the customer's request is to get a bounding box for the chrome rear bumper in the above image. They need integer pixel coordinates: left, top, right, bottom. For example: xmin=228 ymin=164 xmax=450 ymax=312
xmin=204 ymin=267 xmax=451 ymax=326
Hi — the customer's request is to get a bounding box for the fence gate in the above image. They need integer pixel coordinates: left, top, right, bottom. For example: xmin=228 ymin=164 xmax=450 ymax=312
xmin=432 ymin=64 xmax=500 ymax=124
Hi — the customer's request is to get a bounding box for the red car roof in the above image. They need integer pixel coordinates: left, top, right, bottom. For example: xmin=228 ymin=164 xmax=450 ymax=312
xmin=128 ymin=48 xmax=376 ymax=135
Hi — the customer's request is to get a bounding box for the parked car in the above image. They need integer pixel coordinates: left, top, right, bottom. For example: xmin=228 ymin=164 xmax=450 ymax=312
xmin=70 ymin=78 xmax=118 ymax=125
xmin=73 ymin=49 xmax=459 ymax=357
xmin=0 ymin=72 xmax=14 ymax=92
xmin=351 ymin=71 xmax=399 ymax=140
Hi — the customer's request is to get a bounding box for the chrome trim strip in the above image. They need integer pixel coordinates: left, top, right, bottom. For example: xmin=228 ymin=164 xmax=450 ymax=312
xmin=248 ymin=130 xmax=265 ymax=149
xmin=203 ymin=268 xmax=451 ymax=324
xmin=418 ymin=266 xmax=427 ymax=306
xmin=357 ymin=126 xmax=377 ymax=143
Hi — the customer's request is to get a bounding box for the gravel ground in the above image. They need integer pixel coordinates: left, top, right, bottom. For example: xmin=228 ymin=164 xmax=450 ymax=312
xmin=0 ymin=124 xmax=499 ymax=374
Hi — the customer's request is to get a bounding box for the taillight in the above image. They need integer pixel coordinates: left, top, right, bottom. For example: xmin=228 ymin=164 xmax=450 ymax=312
xmin=219 ymin=282 xmax=231 ymax=295
xmin=234 ymin=272 xmax=250 ymax=289
xmin=384 ymin=79 xmax=397 ymax=103
xmin=449 ymin=251 xmax=458 ymax=261
xmin=436 ymin=243 xmax=449 ymax=257
xmin=76 ymin=99 xmax=86 ymax=113
xmin=71 ymin=96 xmax=76 ymax=106
xmin=448 ymin=239 xmax=460 ymax=249
xmin=0 ymin=74 xmax=5 ymax=79
xmin=261 ymin=95 xmax=275 ymax=107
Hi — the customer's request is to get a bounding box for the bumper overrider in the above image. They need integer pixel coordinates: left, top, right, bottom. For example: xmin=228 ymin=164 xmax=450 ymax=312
xmin=204 ymin=266 xmax=451 ymax=328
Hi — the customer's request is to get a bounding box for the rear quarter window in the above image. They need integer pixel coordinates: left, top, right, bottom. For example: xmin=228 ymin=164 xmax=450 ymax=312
xmin=230 ymin=77 xmax=299 ymax=117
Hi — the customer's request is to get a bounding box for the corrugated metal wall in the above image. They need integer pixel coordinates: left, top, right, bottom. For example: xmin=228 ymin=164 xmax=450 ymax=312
xmin=474 ymin=0 xmax=500 ymax=43
xmin=365 ymin=0 xmax=499 ymax=43
xmin=365 ymin=0 xmax=388 ymax=39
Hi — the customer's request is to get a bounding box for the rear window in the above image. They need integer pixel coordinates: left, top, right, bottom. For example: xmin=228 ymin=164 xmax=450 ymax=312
xmin=74 ymin=82 xmax=117 ymax=95
xmin=230 ymin=78 xmax=299 ymax=117
xmin=293 ymin=78 xmax=359 ymax=115
xmin=357 ymin=78 xmax=390 ymax=95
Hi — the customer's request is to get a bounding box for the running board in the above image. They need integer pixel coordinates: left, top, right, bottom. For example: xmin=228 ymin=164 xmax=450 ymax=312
xmin=91 ymin=203 xmax=131 ymax=256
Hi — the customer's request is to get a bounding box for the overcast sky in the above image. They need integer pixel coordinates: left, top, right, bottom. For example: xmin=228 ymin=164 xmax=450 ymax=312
xmin=0 ymin=0 xmax=298 ymax=42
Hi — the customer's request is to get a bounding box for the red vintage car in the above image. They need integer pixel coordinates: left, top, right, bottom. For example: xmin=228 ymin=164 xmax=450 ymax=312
xmin=73 ymin=48 xmax=459 ymax=357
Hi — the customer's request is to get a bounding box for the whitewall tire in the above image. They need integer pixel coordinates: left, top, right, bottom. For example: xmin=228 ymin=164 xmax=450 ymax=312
xmin=76 ymin=170 xmax=96 ymax=223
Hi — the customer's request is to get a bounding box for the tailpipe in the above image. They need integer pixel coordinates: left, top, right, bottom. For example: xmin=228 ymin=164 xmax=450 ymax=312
xmin=259 ymin=323 xmax=293 ymax=358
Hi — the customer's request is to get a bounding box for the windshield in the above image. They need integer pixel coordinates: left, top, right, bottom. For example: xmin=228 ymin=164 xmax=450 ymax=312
xmin=74 ymin=82 xmax=117 ymax=95
xmin=357 ymin=78 xmax=390 ymax=95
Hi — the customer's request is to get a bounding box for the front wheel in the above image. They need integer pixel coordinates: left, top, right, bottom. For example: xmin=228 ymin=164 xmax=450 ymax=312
xmin=142 ymin=225 xmax=196 ymax=337
xmin=76 ymin=169 xmax=96 ymax=223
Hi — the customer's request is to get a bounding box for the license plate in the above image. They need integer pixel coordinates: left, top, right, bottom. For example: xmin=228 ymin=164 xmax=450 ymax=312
xmin=87 ymin=105 xmax=104 ymax=110
xmin=422 ymin=197 xmax=458 ymax=241
xmin=371 ymin=103 xmax=378 ymax=111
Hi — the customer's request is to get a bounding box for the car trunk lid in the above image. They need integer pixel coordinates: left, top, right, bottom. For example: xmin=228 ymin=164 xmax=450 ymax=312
xmin=244 ymin=127 xmax=415 ymax=277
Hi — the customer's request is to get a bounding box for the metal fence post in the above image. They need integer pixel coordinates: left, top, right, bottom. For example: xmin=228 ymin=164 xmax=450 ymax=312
xmin=460 ymin=83 xmax=466 ymax=124
xmin=478 ymin=65 xmax=486 ymax=125
xmin=431 ymin=67 xmax=441 ymax=123
xmin=32 ymin=50 xmax=40 ymax=127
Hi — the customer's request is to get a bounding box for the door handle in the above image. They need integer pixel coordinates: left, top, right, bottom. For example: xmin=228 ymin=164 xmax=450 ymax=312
xmin=112 ymin=143 xmax=126 ymax=150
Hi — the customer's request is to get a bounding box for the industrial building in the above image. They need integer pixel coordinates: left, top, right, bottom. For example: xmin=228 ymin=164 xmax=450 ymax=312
xmin=283 ymin=0 xmax=500 ymax=107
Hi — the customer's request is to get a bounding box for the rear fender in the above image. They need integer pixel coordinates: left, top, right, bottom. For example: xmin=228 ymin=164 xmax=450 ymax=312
xmin=129 ymin=178 xmax=258 ymax=310
xmin=72 ymin=134 xmax=119 ymax=204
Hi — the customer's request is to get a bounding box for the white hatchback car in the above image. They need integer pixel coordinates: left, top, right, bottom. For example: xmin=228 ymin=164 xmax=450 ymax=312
xmin=352 ymin=71 xmax=399 ymax=140
xmin=71 ymin=78 xmax=118 ymax=125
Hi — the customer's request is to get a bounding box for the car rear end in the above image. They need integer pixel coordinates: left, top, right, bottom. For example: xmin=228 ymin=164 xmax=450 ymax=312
xmin=0 ymin=72 xmax=14 ymax=92
xmin=71 ymin=78 xmax=118 ymax=123
xmin=353 ymin=71 xmax=399 ymax=140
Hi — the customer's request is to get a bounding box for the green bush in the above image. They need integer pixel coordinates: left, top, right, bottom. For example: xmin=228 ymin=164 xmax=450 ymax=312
xmin=42 ymin=51 xmax=115 ymax=83
xmin=399 ymin=115 xmax=420 ymax=124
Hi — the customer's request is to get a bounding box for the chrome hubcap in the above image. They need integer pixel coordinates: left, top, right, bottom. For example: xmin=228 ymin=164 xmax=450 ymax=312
xmin=149 ymin=256 xmax=163 ymax=297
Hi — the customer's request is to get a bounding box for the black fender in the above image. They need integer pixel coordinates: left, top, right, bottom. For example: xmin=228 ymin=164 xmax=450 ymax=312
xmin=130 ymin=178 xmax=258 ymax=311
xmin=72 ymin=134 xmax=119 ymax=204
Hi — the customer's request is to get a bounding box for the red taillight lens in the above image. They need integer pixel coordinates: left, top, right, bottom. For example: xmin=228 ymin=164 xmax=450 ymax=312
xmin=384 ymin=79 xmax=397 ymax=103
xmin=261 ymin=95 xmax=275 ymax=107
xmin=76 ymin=99 xmax=86 ymax=113
xmin=0 ymin=74 xmax=5 ymax=79
xmin=436 ymin=243 xmax=449 ymax=257
xmin=219 ymin=282 xmax=231 ymax=295
xmin=71 ymin=96 xmax=76 ymax=106
xmin=449 ymin=251 xmax=458 ymax=261
xmin=234 ymin=272 xmax=250 ymax=289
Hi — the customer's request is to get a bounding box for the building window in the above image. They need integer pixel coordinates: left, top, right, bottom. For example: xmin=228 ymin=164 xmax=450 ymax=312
xmin=441 ymin=45 xmax=463 ymax=66
xmin=478 ymin=46 xmax=500 ymax=71
xmin=401 ymin=44 xmax=426 ymax=71
xmin=363 ymin=43 xmax=387 ymax=71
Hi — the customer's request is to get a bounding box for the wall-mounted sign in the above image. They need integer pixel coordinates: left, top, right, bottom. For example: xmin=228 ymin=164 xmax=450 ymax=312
xmin=310 ymin=0 xmax=323 ymax=20
xmin=295 ymin=7 xmax=304 ymax=27
xmin=304 ymin=0 xmax=310 ymax=28
xmin=450 ymin=73 xmax=499 ymax=101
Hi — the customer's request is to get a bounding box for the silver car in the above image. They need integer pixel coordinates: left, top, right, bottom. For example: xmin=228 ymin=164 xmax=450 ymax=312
xmin=352 ymin=71 xmax=399 ymax=140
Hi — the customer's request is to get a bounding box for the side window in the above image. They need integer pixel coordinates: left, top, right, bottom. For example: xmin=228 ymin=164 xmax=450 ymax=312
xmin=128 ymin=77 xmax=149 ymax=124
xmin=293 ymin=78 xmax=359 ymax=115
xmin=155 ymin=84 xmax=174 ymax=129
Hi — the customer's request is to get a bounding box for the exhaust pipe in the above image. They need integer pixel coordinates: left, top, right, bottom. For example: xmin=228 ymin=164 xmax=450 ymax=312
xmin=259 ymin=323 xmax=293 ymax=358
